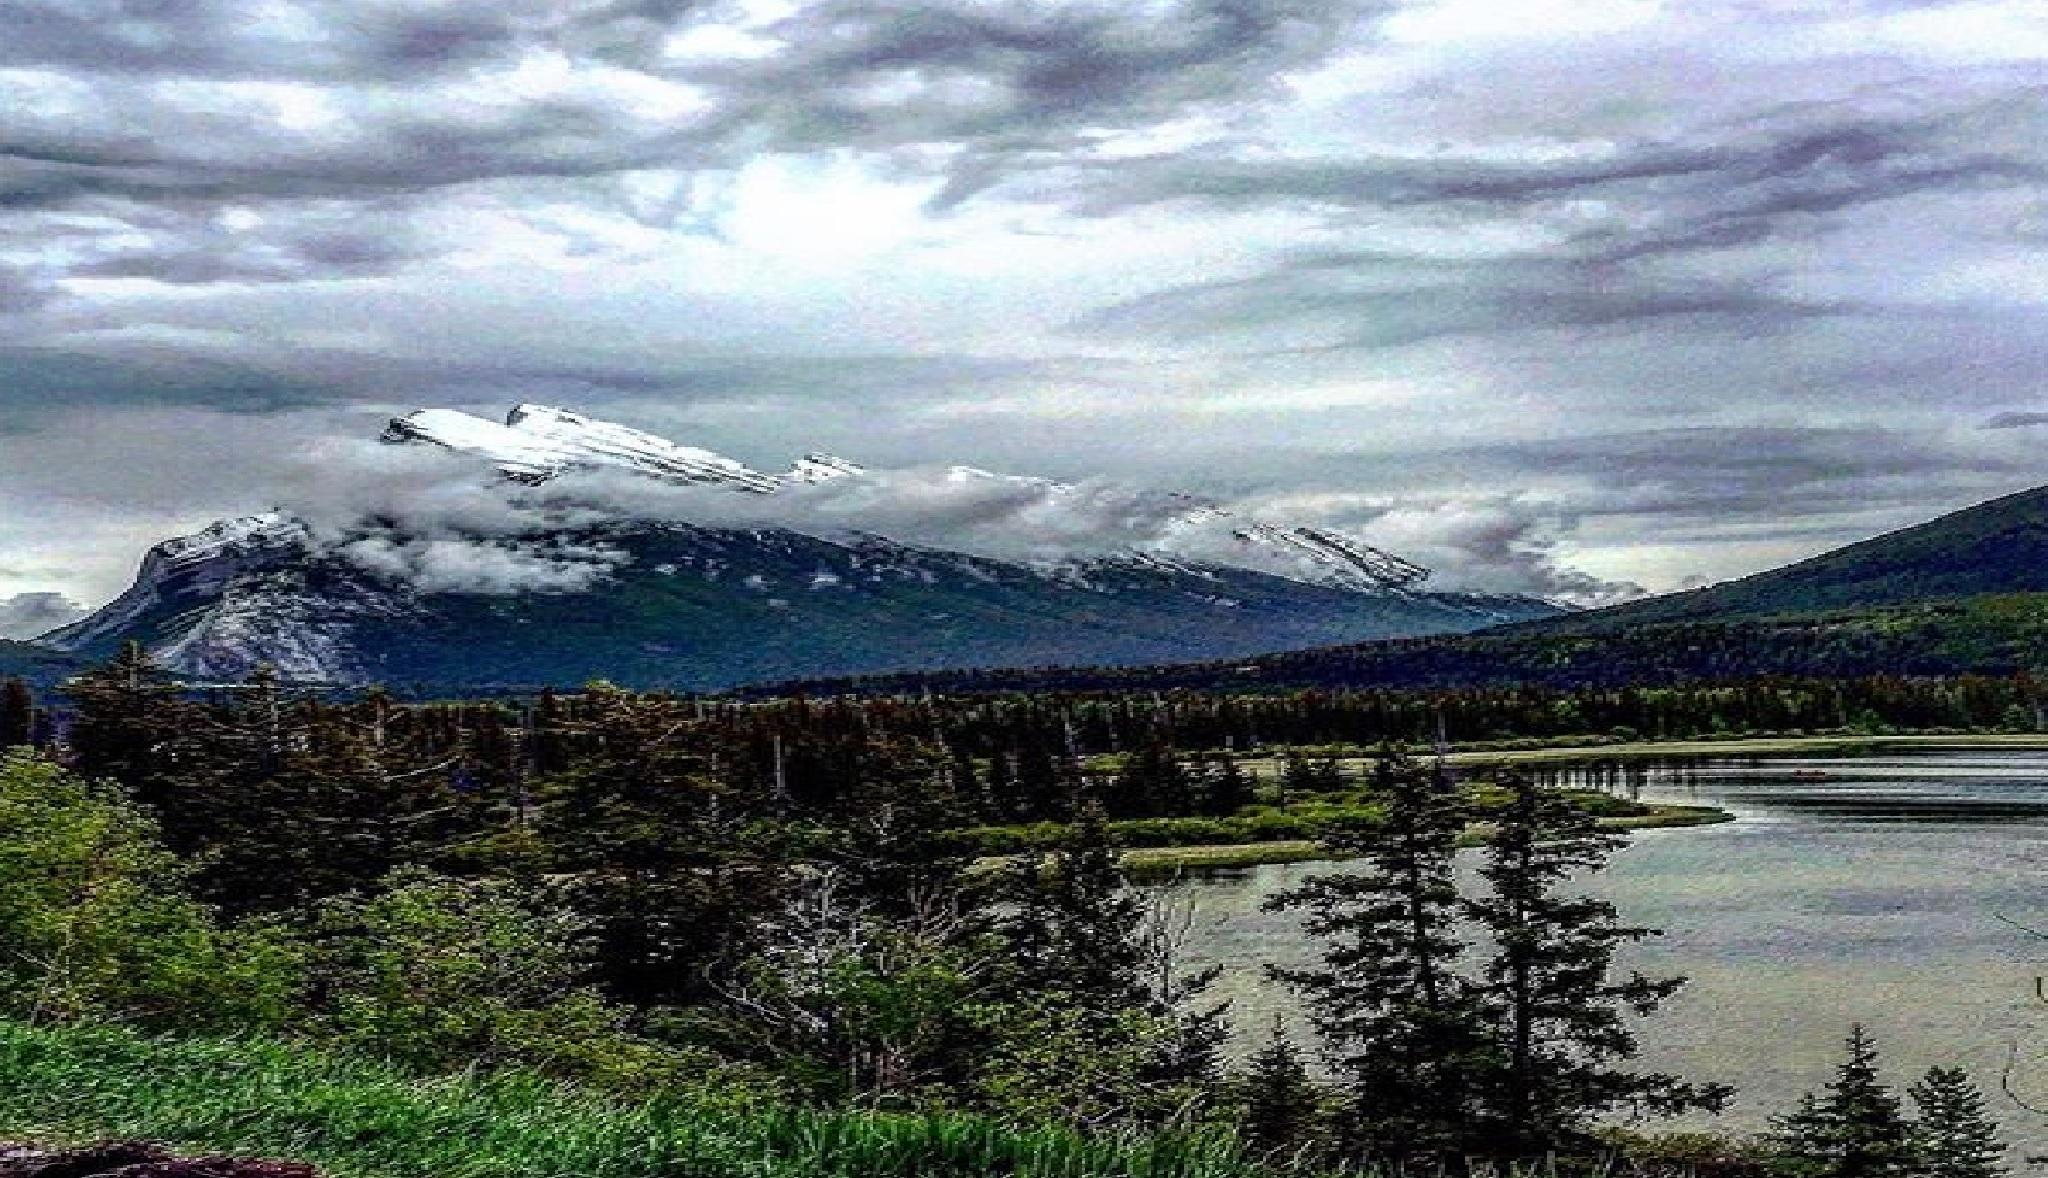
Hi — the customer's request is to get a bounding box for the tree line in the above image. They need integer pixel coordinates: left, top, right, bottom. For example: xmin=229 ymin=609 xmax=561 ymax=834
xmin=0 ymin=647 xmax=2020 ymax=1174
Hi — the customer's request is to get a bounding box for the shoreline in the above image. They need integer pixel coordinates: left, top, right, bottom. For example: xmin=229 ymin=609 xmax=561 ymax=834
xmin=1084 ymin=732 xmax=2048 ymax=876
xmin=1119 ymin=802 xmax=1734 ymax=876
xmin=1442 ymin=731 xmax=2048 ymax=766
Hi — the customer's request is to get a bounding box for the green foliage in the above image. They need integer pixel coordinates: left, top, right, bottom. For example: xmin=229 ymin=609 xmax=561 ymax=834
xmin=0 ymin=678 xmax=33 ymax=748
xmin=1769 ymin=1027 xmax=1917 ymax=1178
xmin=1907 ymin=1067 xmax=2006 ymax=1178
xmin=1272 ymin=757 xmax=1726 ymax=1166
xmin=1267 ymin=753 xmax=1491 ymax=1162
xmin=0 ymin=753 xmax=291 ymax=1031
xmin=982 ymin=807 xmax=1228 ymax=1130
xmin=1465 ymin=772 xmax=1730 ymax=1154
xmin=703 ymin=871 xmax=1002 ymax=1107
xmin=1235 ymin=1018 xmax=1325 ymax=1163
xmin=287 ymin=867 xmax=689 ymax=1088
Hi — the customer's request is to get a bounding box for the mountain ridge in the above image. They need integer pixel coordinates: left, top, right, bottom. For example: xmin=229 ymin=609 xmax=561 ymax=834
xmin=36 ymin=405 xmax=1563 ymax=688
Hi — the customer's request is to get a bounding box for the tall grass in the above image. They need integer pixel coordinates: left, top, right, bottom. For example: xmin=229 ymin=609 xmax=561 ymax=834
xmin=0 ymin=1020 xmax=1277 ymax=1178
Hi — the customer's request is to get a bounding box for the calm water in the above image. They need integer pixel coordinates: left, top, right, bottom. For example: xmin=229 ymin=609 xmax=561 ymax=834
xmin=1156 ymin=748 xmax=2048 ymax=1151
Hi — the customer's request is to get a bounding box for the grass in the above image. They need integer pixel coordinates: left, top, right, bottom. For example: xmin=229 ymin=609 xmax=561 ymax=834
xmin=1118 ymin=804 xmax=1732 ymax=877
xmin=0 ymin=1020 xmax=1282 ymax=1178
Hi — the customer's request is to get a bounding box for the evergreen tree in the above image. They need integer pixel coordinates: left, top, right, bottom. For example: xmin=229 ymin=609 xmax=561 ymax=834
xmin=1238 ymin=1015 xmax=1325 ymax=1161
xmin=1907 ymin=1067 xmax=2006 ymax=1178
xmin=987 ymin=802 xmax=1228 ymax=1126
xmin=1277 ymin=752 xmax=1320 ymax=806
xmin=539 ymin=684 xmax=793 ymax=1005
xmin=63 ymin=643 xmax=195 ymax=809
xmin=1770 ymin=1026 xmax=1916 ymax=1178
xmin=1266 ymin=753 xmax=1489 ymax=1163
xmin=0 ymin=678 xmax=32 ymax=748
xmin=1198 ymin=751 xmax=1254 ymax=816
xmin=997 ymin=802 xmax=1151 ymax=1009
xmin=1464 ymin=771 xmax=1730 ymax=1155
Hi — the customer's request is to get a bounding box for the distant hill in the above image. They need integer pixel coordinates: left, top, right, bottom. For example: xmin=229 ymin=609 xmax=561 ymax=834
xmin=745 ymin=478 xmax=2048 ymax=697
xmin=748 ymin=593 xmax=2048 ymax=697
xmin=1515 ymin=484 xmax=2048 ymax=634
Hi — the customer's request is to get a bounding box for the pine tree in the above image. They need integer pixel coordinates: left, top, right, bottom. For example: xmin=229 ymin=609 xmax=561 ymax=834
xmin=1202 ymin=751 xmax=1254 ymax=817
xmin=998 ymin=801 xmax=1150 ymax=1007
xmin=1907 ymin=1067 xmax=2006 ymax=1178
xmin=1238 ymin=1016 xmax=1325 ymax=1161
xmin=1266 ymin=752 xmax=1490 ymax=1163
xmin=63 ymin=643 xmax=195 ymax=809
xmin=0 ymin=678 xmax=32 ymax=748
xmin=989 ymin=801 xmax=1228 ymax=1124
xmin=1465 ymin=771 xmax=1730 ymax=1155
xmin=1771 ymin=1026 xmax=1916 ymax=1178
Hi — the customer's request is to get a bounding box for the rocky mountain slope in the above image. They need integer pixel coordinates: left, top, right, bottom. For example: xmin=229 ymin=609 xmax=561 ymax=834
xmin=38 ymin=406 xmax=1562 ymax=689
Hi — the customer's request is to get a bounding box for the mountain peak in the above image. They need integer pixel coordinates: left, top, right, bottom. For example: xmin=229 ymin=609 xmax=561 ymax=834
xmin=384 ymin=405 xmax=781 ymax=492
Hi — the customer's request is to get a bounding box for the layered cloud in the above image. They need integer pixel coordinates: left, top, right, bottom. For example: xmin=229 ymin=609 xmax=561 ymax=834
xmin=4 ymin=0 xmax=2048 ymax=610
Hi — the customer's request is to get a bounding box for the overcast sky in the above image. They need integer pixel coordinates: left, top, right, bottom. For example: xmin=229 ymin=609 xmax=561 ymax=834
xmin=5 ymin=0 xmax=2048 ymax=630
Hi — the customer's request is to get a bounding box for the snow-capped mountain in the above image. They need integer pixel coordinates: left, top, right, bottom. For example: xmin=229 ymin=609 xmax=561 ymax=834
xmin=384 ymin=405 xmax=1434 ymax=596
xmin=40 ymin=406 xmax=1564 ymax=688
xmin=384 ymin=404 xmax=783 ymax=492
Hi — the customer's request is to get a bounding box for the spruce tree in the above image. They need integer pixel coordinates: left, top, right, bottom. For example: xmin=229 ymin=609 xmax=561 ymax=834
xmin=1202 ymin=751 xmax=1254 ymax=817
xmin=1266 ymin=752 xmax=1489 ymax=1163
xmin=990 ymin=801 xmax=1227 ymax=1124
xmin=1771 ymin=1025 xmax=1916 ymax=1178
xmin=1465 ymin=771 xmax=1730 ymax=1155
xmin=0 ymin=678 xmax=32 ymax=748
xmin=1238 ymin=1015 xmax=1325 ymax=1161
xmin=1907 ymin=1067 xmax=2006 ymax=1178
xmin=63 ymin=643 xmax=194 ymax=809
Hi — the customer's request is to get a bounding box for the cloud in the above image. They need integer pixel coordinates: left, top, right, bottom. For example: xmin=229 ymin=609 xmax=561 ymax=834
xmin=1983 ymin=410 xmax=2048 ymax=429
xmin=6 ymin=0 xmax=2048 ymax=616
xmin=333 ymin=534 xmax=630 ymax=594
xmin=0 ymin=591 xmax=85 ymax=638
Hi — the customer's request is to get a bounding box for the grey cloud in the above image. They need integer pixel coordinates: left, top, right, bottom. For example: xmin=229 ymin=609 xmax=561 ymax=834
xmin=335 ymin=534 xmax=631 ymax=594
xmin=0 ymin=346 xmax=348 ymax=420
xmin=1063 ymin=92 xmax=2046 ymax=257
xmin=694 ymin=0 xmax=1390 ymax=199
xmin=1341 ymin=497 xmax=1644 ymax=603
xmin=0 ymin=590 xmax=84 ymax=638
xmin=1983 ymin=411 xmax=2048 ymax=429
xmin=0 ymin=0 xmax=705 ymax=81
xmin=1077 ymin=250 xmax=1834 ymax=351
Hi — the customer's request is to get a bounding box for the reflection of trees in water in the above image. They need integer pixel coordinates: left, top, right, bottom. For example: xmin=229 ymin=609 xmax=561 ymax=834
xmin=1524 ymin=757 xmax=1691 ymax=803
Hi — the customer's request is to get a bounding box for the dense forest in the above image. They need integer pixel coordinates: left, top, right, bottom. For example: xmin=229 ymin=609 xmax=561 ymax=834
xmin=755 ymin=594 xmax=2048 ymax=696
xmin=0 ymin=649 xmax=2022 ymax=1176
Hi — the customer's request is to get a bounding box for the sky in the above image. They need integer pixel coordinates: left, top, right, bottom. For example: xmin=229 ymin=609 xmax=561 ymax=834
xmin=4 ymin=0 xmax=2048 ymax=634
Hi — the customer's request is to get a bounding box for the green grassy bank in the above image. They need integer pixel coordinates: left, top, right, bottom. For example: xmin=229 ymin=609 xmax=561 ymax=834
xmin=1117 ymin=803 xmax=1732 ymax=876
xmin=0 ymin=1021 xmax=1282 ymax=1178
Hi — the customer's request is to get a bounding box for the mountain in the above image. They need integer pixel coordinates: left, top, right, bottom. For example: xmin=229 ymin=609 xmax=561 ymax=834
xmin=0 ymin=639 xmax=82 ymax=689
xmin=383 ymin=404 xmax=784 ymax=492
xmin=744 ymin=482 xmax=2048 ymax=696
xmin=384 ymin=404 xmax=1435 ymax=593
xmin=39 ymin=406 xmax=1561 ymax=689
xmin=1510 ymin=483 xmax=2048 ymax=634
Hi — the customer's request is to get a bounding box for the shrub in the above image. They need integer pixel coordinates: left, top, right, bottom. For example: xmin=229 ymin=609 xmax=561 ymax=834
xmin=0 ymin=754 xmax=292 ymax=1031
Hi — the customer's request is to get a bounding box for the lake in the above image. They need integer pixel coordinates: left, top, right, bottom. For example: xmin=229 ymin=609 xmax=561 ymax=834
xmin=1156 ymin=747 xmax=2048 ymax=1153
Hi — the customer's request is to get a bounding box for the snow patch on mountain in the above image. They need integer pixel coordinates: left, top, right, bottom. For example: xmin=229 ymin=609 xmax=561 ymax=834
xmin=385 ymin=405 xmax=781 ymax=492
xmin=40 ymin=513 xmax=312 ymax=651
xmin=378 ymin=405 xmax=1436 ymax=597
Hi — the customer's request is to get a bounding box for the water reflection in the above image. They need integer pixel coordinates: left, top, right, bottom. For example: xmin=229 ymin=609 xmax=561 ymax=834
xmin=1155 ymin=748 xmax=2048 ymax=1154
